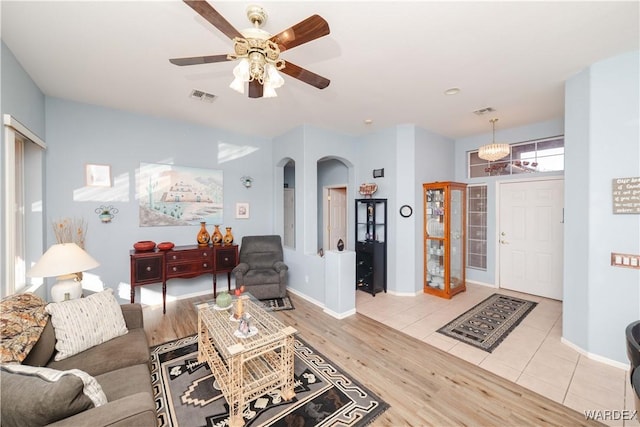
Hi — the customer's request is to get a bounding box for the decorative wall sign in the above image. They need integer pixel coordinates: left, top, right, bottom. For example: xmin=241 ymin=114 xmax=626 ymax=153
xmin=612 ymin=177 xmax=640 ymax=214
xmin=138 ymin=163 xmax=223 ymax=226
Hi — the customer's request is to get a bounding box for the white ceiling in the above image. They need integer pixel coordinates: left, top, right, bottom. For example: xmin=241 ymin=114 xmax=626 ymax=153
xmin=2 ymin=1 xmax=638 ymax=139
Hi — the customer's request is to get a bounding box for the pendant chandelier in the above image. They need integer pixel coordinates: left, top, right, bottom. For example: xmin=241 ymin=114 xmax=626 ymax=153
xmin=478 ymin=118 xmax=510 ymax=161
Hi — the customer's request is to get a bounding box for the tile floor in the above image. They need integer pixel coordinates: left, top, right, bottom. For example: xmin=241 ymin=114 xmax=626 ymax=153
xmin=356 ymin=284 xmax=635 ymax=427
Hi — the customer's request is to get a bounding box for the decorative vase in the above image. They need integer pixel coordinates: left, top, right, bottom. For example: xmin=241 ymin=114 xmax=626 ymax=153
xmin=337 ymin=239 xmax=345 ymax=251
xmin=211 ymin=225 xmax=223 ymax=245
xmin=223 ymin=227 xmax=234 ymax=245
xmin=215 ymin=291 xmax=232 ymax=308
xmin=196 ymin=221 xmax=210 ymax=246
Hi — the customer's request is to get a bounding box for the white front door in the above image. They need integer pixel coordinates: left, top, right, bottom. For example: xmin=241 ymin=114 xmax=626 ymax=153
xmin=498 ymin=179 xmax=564 ymax=300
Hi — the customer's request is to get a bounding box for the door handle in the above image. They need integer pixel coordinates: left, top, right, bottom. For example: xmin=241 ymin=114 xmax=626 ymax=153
xmin=500 ymin=240 xmax=509 ymax=244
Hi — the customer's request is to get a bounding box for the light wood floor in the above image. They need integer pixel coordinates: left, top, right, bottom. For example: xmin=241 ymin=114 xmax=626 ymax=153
xmin=143 ymin=293 xmax=604 ymax=426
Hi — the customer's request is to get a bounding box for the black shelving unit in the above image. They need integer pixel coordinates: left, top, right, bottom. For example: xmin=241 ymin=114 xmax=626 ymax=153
xmin=355 ymin=198 xmax=387 ymax=295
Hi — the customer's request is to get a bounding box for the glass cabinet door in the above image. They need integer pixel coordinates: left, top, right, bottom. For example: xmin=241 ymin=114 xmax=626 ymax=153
xmin=425 ymin=188 xmax=445 ymax=290
xmin=450 ymin=188 xmax=463 ymax=290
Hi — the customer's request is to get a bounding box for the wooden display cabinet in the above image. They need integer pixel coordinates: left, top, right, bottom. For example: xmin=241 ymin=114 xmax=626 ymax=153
xmin=423 ymin=182 xmax=467 ymax=298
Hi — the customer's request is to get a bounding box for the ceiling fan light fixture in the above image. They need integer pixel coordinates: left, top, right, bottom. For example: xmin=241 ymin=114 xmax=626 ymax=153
xmin=265 ymin=64 xmax=284 ymax=89
xmin=478 ymin=118 xmax=510 ymax=161
xmin=171 ymin=3 xmax=331 ymax=98
xmin=227 ymin=21 xmax=286 ymax=95
xmin=233 ymin=58 xmax=251 ymax=81
xmin=229 ymin=76 xmax=245 ymax=94
xmin=263 ymin=83 xmax=278 ymax=98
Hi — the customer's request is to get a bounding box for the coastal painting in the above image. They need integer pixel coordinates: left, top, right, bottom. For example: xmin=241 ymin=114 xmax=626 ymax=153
xmin=138 ymin=163 xmax=223 ymax=226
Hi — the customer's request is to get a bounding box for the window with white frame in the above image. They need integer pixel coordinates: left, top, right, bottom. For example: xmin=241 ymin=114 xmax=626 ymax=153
xmin=468 ymin=136 xmax=564 ymax=178
xmin=467 ymin=184 xmax=487 ymax=270
xmin=3 ymin=115 xmax=46 ymax=297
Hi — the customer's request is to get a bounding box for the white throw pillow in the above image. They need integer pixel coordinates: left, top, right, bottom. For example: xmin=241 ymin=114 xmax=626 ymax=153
xmin=1 ymin=364 xmax=108 ymax=407
xmin=46 ymin=288 xmax=128 ymax=361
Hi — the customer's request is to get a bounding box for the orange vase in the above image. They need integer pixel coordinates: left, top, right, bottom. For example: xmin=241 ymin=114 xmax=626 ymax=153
xmin=196 ymin=221 xmax=210 ymax=246
xmin=223 ymin=227 xmax=234 ymax=245
xmin=211 ymin=225 xmax=223 ymax=246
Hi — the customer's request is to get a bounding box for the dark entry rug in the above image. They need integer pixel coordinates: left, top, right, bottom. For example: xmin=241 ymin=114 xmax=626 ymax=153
xmin=437 ymin=293 xmax=537 ymax=353
xmin=258 ymin=295 xmax=294 ymax=312
xmin=151 ymin=335 xmax=389 ymax=427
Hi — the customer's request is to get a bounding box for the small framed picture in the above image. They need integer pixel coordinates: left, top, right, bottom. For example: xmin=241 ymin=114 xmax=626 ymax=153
xmin=85 ymin=164 xmax=111 ymax=187
xmin=235 ymin=202 xmax=249 ymax=219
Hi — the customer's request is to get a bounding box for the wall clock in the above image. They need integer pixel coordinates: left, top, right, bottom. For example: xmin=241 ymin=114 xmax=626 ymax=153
xmin=399 ymin=205 xmax=413 ymax=218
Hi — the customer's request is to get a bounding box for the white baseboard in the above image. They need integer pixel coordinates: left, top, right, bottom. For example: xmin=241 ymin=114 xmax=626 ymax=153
xmin=560 ymin=337 xmax=629 ymax=371
xmin=323 ymin=307 xmax=356 ymax=319
xmin=467 ymin=280 xmax=498 ymax=288
xmin=288 ymin=288 xmax=358 ymax=319
xmin=286 ymin=288 xmax=325 ymax=309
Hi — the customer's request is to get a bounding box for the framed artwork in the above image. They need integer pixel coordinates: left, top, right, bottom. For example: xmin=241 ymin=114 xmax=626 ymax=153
xmin=235 ymin=202 xmax=249 ymax=219
xmin=85 ymin=164 xmax=111 ymax=187
xmin=137 ymin=162 xmax=223 ymax=227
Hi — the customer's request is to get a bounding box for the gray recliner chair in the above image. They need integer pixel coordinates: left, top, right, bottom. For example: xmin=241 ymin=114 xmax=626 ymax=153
xmin=626 ymin=320 xmax=640 ymax=413
xmin=232 ymin=235 xmax=288 ymax=300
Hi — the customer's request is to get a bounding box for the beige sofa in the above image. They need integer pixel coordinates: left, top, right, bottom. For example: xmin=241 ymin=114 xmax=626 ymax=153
xmin=1 ymin=301 xmax=156 ymax=426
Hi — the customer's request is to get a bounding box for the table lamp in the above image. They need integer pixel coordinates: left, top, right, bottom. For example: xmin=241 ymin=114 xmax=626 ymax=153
xmin=27 ymin=243 xmax=100 ymax=302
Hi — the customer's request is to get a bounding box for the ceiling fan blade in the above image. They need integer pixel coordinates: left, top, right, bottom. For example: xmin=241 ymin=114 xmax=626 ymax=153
xmin=280 ymin=62 xmax=330 ymax=89
xmin=169 ymin=54 xmax=230 ymax=66
xmin=183 ymin=0 xmax=242 ymax=40
xmin=270 ymin=15 xmax=330 ymax=52
xmin=248 ymin=80 xmax=263 ymax=98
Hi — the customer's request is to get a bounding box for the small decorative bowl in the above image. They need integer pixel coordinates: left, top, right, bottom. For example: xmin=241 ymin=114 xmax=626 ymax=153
xmin=133 ymin=240 xmax=156 ymax=251
xmin=157 ymin=242 xmax=175 ymax=251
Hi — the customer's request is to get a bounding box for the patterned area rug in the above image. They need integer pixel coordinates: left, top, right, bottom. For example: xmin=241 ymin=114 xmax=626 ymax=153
xmin=152 ymin=335 xmax=389 ymax=427
xmin=437 ymin=293 xmax=537 ymax=353
xmin=258 ymin=295 xmax=294 ymax=312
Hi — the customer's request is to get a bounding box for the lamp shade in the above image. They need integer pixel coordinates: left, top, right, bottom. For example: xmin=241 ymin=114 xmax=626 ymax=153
xmin=232 ymin=58 xmax=250 ymax=81
xmin=265 ymin=64 xmax=284 ymax=89
xmin=263 ymin=83 xmax=278 ymax=98
xmin=27 ymin=243 xmax=100 ymax=278
xmin=229 ymin=76 xmax=245 ymax=94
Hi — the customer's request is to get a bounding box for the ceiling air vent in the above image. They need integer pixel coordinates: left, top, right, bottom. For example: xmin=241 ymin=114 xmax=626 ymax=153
xmin=190 ymin=89 xmax=217 ymax=103
xmin=473 ymin=107 xmax=496 ymax=115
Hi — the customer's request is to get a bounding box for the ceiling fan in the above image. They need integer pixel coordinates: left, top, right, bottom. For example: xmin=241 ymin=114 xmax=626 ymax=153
xmin=170 ymin=0 xmax=331 ymax=98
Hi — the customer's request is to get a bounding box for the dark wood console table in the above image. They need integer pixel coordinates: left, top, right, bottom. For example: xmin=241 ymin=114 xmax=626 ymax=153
xmin=130 ymin=244 xmax=238 ymax=314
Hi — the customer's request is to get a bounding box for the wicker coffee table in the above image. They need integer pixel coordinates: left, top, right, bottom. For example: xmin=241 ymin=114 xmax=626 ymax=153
xmin=196 ymin=296 xmax=297 ymax=427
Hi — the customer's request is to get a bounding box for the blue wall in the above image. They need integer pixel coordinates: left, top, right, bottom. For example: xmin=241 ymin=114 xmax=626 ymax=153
xmin=44 ymin=97 xmax=273 ymax=303
xmin=1 ymin=41 xmax=46 ymax=138
xmin=564 ymin=51 xmax=640 ymax=364
xmin=1 ymin=41 xmax=46 ymax=297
